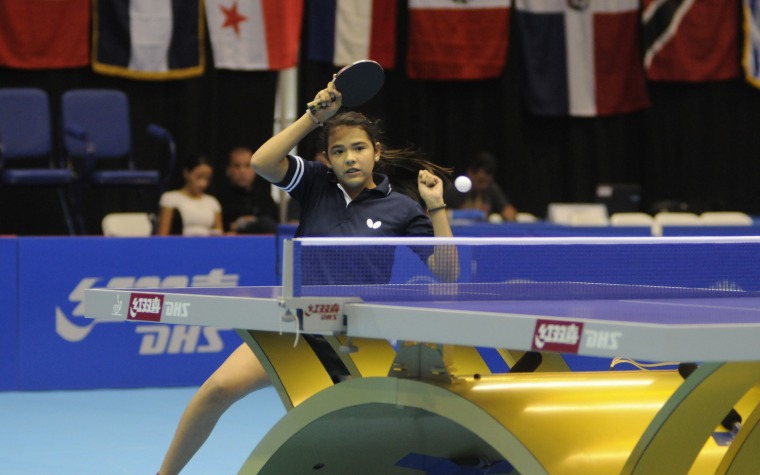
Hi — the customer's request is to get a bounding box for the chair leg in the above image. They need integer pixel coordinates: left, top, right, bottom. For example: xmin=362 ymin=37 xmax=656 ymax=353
xmin=71 ymin=183 xmax=87 ymax=235
xmin=56 ymin=188 xmax=77 ymax=236
xmin=137 ymin=186 xmax=159 ymax=232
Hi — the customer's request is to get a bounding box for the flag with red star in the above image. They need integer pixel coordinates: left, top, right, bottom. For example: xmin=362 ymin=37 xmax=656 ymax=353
xmin=205 ymin=0 xmax=303 ymax=70
xmin=92 ymin=0 xmax=205 ymax=80
xmin=0 ymin=0 xmax=89 ymax=69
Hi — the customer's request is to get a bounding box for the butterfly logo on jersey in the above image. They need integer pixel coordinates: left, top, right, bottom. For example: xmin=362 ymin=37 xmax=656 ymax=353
xmin=366 ymin=219 xmax=382 ymax=229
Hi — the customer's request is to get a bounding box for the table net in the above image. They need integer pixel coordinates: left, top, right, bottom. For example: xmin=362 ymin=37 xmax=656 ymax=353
xmin=286 ymin=236 xmax=760 ymax=301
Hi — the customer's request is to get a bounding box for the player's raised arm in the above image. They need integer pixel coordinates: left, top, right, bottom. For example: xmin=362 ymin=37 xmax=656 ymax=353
xmin=418 ymin=169 xmax=460 ymax=282
xmin=250 ymin=83 xmax=342 ymax=184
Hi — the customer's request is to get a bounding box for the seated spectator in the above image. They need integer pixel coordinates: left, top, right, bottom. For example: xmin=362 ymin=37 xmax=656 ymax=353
xmin=214 ymin=147 xmax=279 ymax=234
xmin=445 ymin=151 xmax=517 ymax=222
xmin=156 ymin=154 xmax=223 ymax=236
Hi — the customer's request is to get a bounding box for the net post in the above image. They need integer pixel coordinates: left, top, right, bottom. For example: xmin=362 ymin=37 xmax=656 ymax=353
xmin=283 ymin=239 xmax=294 ymax=298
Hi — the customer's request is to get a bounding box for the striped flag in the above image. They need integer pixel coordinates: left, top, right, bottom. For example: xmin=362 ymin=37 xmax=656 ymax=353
xmin=205 ymin=0 xmax=303 ymax=70
xmin=307 ymin=0 xmax=397 ymax=69
xmin=743 ymin=0 xmax=760 ymax=87
xmin=92 ymin=0 xmax=204 ymax=80
xmin=514 ymin=0 xmax=649 ymax=117
xmin=0 ymin=0 xmax=89 ymax=69
xmin=643 ymin=0 xmax=739 ymax=82
xmin=406 ymin=0 xmax=510 ymax=80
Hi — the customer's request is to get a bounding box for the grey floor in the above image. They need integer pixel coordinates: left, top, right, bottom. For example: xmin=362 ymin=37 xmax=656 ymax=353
xmin=0 ymin=386 xmax=285 ymax=474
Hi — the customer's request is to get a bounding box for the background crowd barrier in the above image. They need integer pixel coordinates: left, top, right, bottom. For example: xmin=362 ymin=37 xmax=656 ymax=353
xmin=0 ymin=238 xmax=17 ymax=390
xmin=5 ymin=221 xmax=760 ymax=392
xmin=2 ymin=236 xmax=276 ymax=391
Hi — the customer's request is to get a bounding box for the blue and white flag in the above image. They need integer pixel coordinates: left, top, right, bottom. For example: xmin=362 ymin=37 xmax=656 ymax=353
xmin=92 ymin=0 xmax=205 ymax=80
xmin=307 ymin=0 xmax=397 ymax=69
xmin=744 ymin=0 xmax=760 ymax=88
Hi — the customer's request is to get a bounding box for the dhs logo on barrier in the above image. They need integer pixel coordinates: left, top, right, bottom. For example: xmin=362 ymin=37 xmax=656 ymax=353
xmin=532 ymin=319 xmax=583 ymax=353
xmin=56 ymin=268 xmax=238 ymax=355
xmin=128 ymin=293 xmax=164 ymax=322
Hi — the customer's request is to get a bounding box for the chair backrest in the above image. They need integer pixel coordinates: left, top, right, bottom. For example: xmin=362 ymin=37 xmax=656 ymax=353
xmin=547 ymin=203 xmax=609 ymax=226
xmin=699 ymin=211 xmax=753 ymax=226
xmin=654 ymin=212 xmax=701 ymax=226
xmin=0 ymin=88 xmax=52 ymax=159
xmin=102 ymin=213 xmax=153 ymax=236
xmin=610 ymin=212 xmax=655 ymax=227
xmin=61 ymin=89 xmax=132 ymax=159
xmin=515 ymin=212 xmax=538 ymax=223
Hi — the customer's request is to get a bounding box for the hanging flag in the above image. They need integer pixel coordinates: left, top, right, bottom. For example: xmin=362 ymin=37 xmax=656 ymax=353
xmin=0 ymin=0 xmax=89 ymax=69
xmin=743 ymin=0 xmax=760 ymax=87
xmin=643 ymin=0 xmax=739 ymax=82
xmin=307 ymin=0 xmax=397 ymax=69
xmin=514 ymin=0 xmax=649 ymax=117
xmin=406 ymin=0 xmax=510 ymax=80
xmin=205 ymin=0 xmax=303 ymax=70
xmin=93 ymin=0 xmax=205 ymax=80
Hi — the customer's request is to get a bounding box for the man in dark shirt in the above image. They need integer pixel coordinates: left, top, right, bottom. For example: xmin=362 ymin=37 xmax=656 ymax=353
xmin=214 ymin=147 xmax=279 ymax=234
xmin=445 ymin=151 xmax=517 ymax=222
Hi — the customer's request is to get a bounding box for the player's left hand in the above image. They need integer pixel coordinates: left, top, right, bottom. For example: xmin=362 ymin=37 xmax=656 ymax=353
xmin=418 ymin=170 xmax=444 ymax=210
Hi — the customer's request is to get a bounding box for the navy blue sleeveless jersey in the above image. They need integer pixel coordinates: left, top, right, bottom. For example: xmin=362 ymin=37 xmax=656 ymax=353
xmin=274 ymin=155 xmax=434 ymax=285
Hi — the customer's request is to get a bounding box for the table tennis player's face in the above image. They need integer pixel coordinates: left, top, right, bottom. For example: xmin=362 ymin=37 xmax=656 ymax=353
xmin=326 ymin=125 xmax=379 ymax=198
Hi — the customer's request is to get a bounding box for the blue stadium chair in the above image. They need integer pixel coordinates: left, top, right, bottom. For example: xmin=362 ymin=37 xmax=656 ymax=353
xmin=0 ymin=88 xmax=79 ymax=235
xmin=61 ymin=89 xmax=175 ymax=233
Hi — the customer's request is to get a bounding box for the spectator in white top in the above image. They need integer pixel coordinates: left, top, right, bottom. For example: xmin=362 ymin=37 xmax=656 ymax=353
xmin=157 ymin=154 xmax=223 ymax=236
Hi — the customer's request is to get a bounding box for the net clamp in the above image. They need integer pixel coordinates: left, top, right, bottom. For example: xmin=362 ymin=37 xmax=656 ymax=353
xmin=281 ymin=297 xmax=362 ymax=335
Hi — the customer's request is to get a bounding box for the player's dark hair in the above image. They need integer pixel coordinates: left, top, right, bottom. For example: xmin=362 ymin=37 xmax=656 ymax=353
xmin=321 ymin=111 xmax=452 ymax=204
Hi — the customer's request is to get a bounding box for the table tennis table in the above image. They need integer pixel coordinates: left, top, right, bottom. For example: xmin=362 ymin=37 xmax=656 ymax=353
xmin=84 ymin=237 xmax=760 ymax=475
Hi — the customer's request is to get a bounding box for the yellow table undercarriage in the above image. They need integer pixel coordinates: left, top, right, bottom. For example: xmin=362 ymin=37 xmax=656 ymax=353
xmin=237 ymin=330 xmax=760 ymax=475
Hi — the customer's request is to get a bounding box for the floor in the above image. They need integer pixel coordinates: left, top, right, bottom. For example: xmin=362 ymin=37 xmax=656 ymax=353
xmin=0 ymin=386 xmax=285 ymax=475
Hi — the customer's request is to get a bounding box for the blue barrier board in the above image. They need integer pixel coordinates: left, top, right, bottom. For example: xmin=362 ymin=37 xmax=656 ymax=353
xmin=0 ymin=238 xmax=18 ymax=390
xmin=17 ymin=236 xmax=276 ymax=390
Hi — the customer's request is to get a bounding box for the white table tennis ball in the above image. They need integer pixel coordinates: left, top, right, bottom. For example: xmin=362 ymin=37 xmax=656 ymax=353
xmin=454 ymin=175 xmax=472 ymax=193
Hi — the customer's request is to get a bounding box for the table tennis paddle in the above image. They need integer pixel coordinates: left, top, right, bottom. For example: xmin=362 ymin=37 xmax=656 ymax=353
xmin=307 ymin=59 xmax=385 ymax=112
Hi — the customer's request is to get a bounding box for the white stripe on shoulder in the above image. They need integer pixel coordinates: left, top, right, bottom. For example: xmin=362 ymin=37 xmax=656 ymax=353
xmin=278 ymin=155 xmax=304 ymax=193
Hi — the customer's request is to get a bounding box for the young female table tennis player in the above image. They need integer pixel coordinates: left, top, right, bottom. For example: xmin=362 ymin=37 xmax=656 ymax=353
xmin=158 ymin=81 xmax=456 ymax=474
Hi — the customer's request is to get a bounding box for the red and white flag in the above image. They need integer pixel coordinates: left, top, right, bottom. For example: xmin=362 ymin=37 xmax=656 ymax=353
xmin=205 ymin=0 xmax=303 ymax=70
xmin=0 ymin=0 xmax=89 ymax=69
xmin=407 ymin=0 xmax=510 ymax=80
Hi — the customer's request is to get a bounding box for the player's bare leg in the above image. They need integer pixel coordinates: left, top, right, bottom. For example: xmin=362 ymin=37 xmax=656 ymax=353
xmin=158 ymin=343 xmax=269 ymax=475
